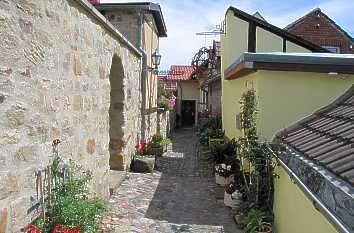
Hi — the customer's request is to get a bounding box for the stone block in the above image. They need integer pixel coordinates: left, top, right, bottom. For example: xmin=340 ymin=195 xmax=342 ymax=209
xmin=86 ymin=139 xmax=95 ymax=155
xmin=99 ymin=65 xmax=106 ymax=79
xmin=0 ymin=67 xmax=12 ymax=77
xmin=110 ymin=153 xmax=124 ymax=170
xmin=110 ymin=138 xmax=125 ymax=151
xmin=18 ymin=18 xmax=33 ymax=34
xmin=0 ymin=133 xmax=20 ymax=145
xmin=14 ymin=146 xmax=36 ymax=162
xmin=0 ymin=95 xmax=5 ymax=104
xmin=73 ymin=95 xmax=83 ymax=111
xmin=6 ymin=104 xmax=26 ymax=128
xmin=19 ymin=67 xmax=31 ymax=78
xmin=0 ymin=174 xmax=20 ymax=200
xmin=73 ymin=54 xmax=81 ymax=76
xmin=10 ymin=196 xmax=30 ymax=232
xmin=131 ymin=155 xmax=155 ymax=173
xmin=0 ymin=208 xmax=8 ymax=233
xmin=108 ymin=170 xmax=126 ymax=195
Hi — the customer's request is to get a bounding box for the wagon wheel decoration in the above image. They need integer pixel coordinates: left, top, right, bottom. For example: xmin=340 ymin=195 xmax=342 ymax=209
xmin=191 ymin=47 xmax=216 ymax=75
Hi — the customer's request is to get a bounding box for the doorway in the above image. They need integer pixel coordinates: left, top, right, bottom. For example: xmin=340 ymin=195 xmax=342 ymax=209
xmin=181 ymin=100 xmax=196 ymax=127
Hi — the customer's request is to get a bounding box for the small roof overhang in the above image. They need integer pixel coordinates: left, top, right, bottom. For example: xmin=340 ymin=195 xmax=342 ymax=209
xmin=225 ymin=52 xmax=354 ymax=80
xmin=96 ymin=2 xmax=167 ymax=37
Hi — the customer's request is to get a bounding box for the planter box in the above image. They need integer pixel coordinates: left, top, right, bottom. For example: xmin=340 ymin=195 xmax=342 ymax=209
xmin=224 ymin=191 xmax=234 ymax=208
xmin=215 ymin=173 xmax=229 ymax=185
xmin=147 ymin=146 xmax=164 ymax=156
xmin=231 ymin=190 xmax=242 ymax=210
xmin=131 ymin=155 xmax=155 ymax=173
xmin=208 ymin=137 xmax=224 ymax=147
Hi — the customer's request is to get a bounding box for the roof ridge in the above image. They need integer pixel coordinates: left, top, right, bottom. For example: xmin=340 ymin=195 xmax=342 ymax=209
xmin=285 ymin=8 xmax=354 ymax=42
xmin=284 ymin=8 xmax=321 ymax=30
xmin=227 ymin=6 xmax=328 ymax=53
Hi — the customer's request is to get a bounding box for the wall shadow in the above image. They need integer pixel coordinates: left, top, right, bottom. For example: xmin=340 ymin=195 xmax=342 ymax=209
xmin=144 ymin=128 xmax=238 ymax=233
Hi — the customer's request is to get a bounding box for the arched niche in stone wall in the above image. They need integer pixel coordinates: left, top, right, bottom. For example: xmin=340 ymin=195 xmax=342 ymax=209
xmin=109 ymin=54 xmax=126 ymax=170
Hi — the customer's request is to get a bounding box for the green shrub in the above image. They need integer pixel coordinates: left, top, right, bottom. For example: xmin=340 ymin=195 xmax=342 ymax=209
xmin=161 ymin=137 xmax=172 ymax=146
xmin=35 ymin=154 xmax=106 ymax=233
xmin=148 ymin=133 xmax=164 ymax=148
xmin=240 ymin=208 xmax=273 ymax=233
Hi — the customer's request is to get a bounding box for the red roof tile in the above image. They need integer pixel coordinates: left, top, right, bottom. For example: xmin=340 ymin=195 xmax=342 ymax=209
xmin=167 ymin=65 xmax=195 ymax=81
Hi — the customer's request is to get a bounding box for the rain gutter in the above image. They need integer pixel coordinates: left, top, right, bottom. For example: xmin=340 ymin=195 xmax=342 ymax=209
xmin=268 ymin=145 xmax=352 ymax=233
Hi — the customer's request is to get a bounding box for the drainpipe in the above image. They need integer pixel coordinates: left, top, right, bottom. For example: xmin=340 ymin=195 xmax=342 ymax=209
xmin=137 ymin=11 xmax=147 ymax=140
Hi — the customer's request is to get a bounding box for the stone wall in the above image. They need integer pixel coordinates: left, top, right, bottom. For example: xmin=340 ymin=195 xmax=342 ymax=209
xmin=157 ymin=110 xmax=171 ymax=138
xmin=143 ymin=109 xmax=172 ymax=139
xmin=0 ymin=0 xmax=141 ymax=232
xmin=103 ymin=10 xmax=140 ymax=47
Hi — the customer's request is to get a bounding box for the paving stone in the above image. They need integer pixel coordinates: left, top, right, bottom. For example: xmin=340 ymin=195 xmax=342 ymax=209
xmin=101 ymin=128 xmax=242 ymax=233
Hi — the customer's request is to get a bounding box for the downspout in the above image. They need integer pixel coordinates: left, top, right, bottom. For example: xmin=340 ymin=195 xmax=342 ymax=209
xmin=268 ymin=146 xmax=351 ymax=233
xmin=137 ymin=11 xmax=148 ymax=139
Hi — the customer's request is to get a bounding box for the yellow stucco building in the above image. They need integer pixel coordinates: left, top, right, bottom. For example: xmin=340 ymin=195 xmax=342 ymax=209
xmin=221 ymin=7 xmax=354 ymax=233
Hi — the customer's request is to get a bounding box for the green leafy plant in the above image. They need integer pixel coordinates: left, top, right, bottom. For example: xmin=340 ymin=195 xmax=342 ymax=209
xmin=34 ymin=141 xmax=106 ymax=233
xmin=210 ymin=139 xmax=238 ymax=164
xmin=199 ymin=129 xmax=225 ymax=145
xmin=237 ymin=89 xmax=277 ymax=226
xmin=208 ymin=129 xmax=225 ymax=139
xmin=161 ymin=137 xmax=172 ymax=146
xmin=148 ymin=133 xmax=164 ymax=148
xmin=215 ymin=163 xmax=232 ymax=177
xmin=48 ymin=164 xmax=106 ymax=233
xmin=158 ymin=98 xmax=170 ymax=111
xmin=240 ymin=208 xmax=272 ymax=233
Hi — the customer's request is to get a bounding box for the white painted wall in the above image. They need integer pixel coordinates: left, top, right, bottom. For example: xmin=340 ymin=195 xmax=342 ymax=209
xmin=176 ymin=81 xmax=200 ymax=125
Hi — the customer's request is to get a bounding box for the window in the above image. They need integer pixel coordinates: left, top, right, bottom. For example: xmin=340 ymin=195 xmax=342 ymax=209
xmin=323 ymin=46 xmax=340 ymax=53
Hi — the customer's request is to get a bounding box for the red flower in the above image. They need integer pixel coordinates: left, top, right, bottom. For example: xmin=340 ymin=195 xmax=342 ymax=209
xmin=51 ymin=224 xmax=62 ymax=233
xmin=52 ymin=139 xmax=61 ymax=146
xmin=20 ymin=224 xmax=42 ymax=233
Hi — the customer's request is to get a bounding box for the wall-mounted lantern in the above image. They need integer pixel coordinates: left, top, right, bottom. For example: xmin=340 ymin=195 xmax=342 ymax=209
xmin=152 ymin=50 xmax=162 ymax=71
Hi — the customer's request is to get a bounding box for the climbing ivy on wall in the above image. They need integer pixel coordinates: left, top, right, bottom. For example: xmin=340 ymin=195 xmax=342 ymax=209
xmin=238 ymin=89 xmax=276 ymax=214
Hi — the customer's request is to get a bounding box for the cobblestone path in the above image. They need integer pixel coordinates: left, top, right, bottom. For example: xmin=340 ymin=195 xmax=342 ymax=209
xmin=102 ymin=128 xmax=241 ymax=233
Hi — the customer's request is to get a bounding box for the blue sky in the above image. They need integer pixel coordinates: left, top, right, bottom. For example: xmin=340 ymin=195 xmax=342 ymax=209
xmin=102 ymin=0 xmax=354 ymax=70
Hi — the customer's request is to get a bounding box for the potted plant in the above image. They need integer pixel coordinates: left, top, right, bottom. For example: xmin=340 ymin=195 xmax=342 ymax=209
xmin=147 ymin=133 xmax=164 ymax=156
xmin=132 ymin=139 xmax=156 ymax=173
xmin=224 ymin=181 xmax=237 ymax=208
xmin=161 ymin=137 xmax=172 ymax=152
xmin=208 ymin=129 xmax=225 ymax=145
xmin=240 ymin=209 xmax=272 ymax=233
xmin=215 ymin=163 xmax=232 ymax=185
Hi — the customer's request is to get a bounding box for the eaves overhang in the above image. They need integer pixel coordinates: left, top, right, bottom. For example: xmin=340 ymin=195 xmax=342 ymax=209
xmin=225 ymin=52 xmax=354 ymax=80
xmin=96 ymin=2 xmax=167 ymax=37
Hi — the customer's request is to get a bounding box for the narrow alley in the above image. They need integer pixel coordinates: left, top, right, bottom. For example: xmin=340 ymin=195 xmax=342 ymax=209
xmin=101 ymin=129 xmax=241 ymax=233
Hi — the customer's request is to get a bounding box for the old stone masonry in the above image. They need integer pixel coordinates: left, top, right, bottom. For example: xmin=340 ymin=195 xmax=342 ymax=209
xmin=102 ymin=129 xmax=241 ymax=233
